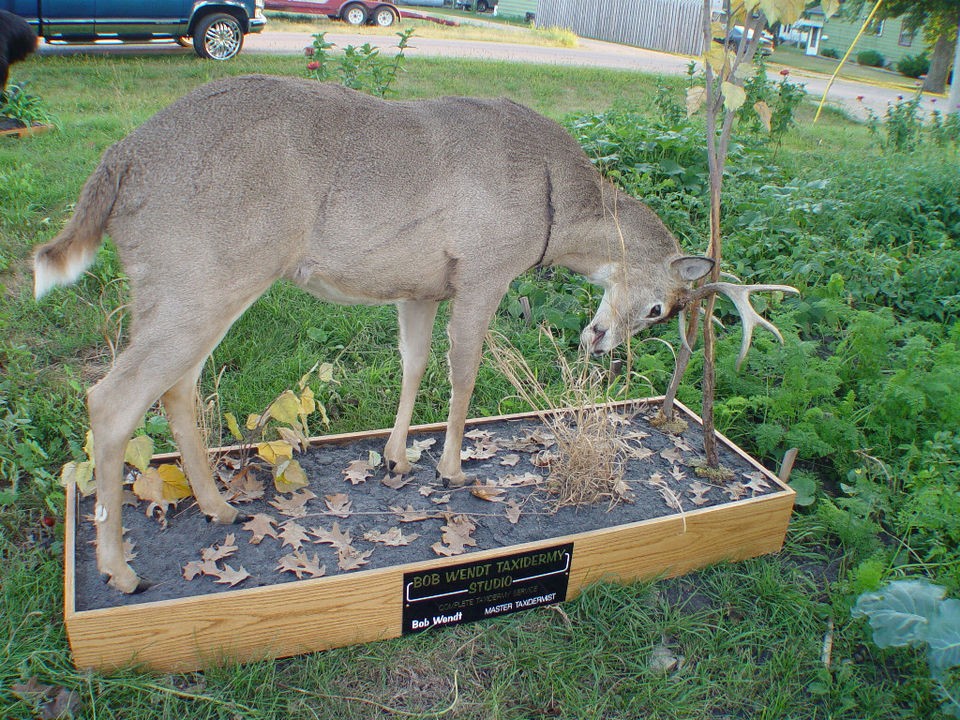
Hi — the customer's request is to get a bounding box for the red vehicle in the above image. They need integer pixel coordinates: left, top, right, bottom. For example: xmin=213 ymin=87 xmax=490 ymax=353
xmin=265 ymin=0 xmax=400 ymax=26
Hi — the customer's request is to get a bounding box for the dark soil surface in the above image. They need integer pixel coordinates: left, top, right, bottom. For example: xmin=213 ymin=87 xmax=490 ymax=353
xmin=0 ymin=116 xmax=27 ymax=131
xmin=73 ymin=401 xmax=785 ymax=611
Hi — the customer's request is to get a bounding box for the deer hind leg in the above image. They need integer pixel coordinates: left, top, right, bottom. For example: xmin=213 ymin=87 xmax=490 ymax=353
xmin=436 ymin=294 xmax=502 ymax=488
xmin=383 ymin=300 xmax=440 ymax=475
xmin=161 ymin=364 xmax=238 ymax=524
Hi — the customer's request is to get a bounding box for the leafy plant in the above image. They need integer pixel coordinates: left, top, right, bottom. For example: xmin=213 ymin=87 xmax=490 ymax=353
xmin=0 ymin=82 xmax=55 ymax=127
xmin=897 ymin=52 xmax=930 ymax=79
xmin=305 ymin=29 xmax=414 ymax=98
xmin=853 ymin=579 xmax=960 ymax=717
xmin=856 ymin=49 xmax=886 ymax=68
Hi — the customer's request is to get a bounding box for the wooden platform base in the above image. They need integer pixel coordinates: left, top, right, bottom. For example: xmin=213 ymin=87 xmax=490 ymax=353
xmin=64 ymin=399 xmax=794 ymax=673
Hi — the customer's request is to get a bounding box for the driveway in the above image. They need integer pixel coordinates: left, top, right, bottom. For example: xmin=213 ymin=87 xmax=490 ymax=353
xmin=39 ymin=29 xmax=940 ymax=121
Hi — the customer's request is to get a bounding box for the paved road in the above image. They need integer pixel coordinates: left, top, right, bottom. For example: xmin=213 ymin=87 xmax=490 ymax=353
xmin=39 ymin=29 xmax=943 ymax=121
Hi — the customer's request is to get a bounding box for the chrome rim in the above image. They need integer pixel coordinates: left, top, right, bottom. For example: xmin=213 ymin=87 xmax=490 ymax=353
xmin=375 ymin=9 xmax=393 ymax=26
xmin=204 ymin=20 xmax=242 ymax=60
xmin=345 ymin=7 xmax=366 ymax=25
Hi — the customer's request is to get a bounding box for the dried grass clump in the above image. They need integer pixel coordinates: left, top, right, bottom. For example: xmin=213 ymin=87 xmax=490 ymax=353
xmin=486 ymin=330 xmax=631 ymax=510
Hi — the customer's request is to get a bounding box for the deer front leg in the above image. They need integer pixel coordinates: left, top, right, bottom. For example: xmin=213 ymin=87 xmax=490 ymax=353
xmin=436 ymin=296 xmax=500 ymax=488
xmin=384 ymin=300 xmax=441 ymax=475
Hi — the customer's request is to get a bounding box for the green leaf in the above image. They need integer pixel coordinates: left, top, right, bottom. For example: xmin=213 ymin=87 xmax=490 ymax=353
xmin=224 ymin=412 xmax=244 ymax=441
xmin=928 ymin=599 xmax=960 ymax=681
xmin=722 ymin=82 xmax=747 ymax=114
xmin=123 ymin=436 xmax=154 ymax=473
xmin=853 ymin=580 xmax=946 ymax=648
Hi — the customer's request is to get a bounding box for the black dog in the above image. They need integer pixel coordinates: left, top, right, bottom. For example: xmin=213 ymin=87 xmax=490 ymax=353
xmin=0 ymin=10 xmax=37 ymax=93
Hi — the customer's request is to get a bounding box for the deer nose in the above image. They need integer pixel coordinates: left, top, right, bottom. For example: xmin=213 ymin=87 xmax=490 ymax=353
xmin=589 ymin=324 xmax=607 ymax=354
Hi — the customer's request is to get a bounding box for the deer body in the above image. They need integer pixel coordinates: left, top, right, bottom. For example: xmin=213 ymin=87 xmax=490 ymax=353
xmin=35 ymin=76 xmax=712 ymax=593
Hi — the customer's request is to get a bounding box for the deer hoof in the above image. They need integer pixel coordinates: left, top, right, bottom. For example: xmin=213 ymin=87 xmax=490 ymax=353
xmin=438 ymin=470 xmax=470 ymax=489
xmin=105 ymin=568 xmax=149 ymax=594
xmin=203 ymin=506 xmax=241 ymax=525
xmin=386 ymin=458 xmax=412 ymax=475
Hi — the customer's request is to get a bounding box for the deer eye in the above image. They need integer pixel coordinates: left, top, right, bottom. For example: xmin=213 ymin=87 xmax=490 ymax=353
xmin=647 ymin=304 xmax=663 ymax=319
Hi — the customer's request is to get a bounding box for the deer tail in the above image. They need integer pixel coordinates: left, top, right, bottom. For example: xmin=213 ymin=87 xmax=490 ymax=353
xmin=33 ymin=155 xmax=121 ymax=299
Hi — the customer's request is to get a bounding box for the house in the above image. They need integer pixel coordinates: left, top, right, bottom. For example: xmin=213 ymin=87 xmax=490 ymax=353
xmin=784 ymin=5 xmax=922 ymax=66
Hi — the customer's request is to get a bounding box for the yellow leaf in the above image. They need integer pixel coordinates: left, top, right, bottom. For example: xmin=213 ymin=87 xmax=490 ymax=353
xmin=224 ymin=412 xmax=244 ymax=441
xmin=276 ymin=425 xmax=308 ymax=452
xmin=124 ymin=436 xmax=154 ymax=473
xmin=316 ymin=362 xmax=334 ymax=383
xmin=61 ymin=460 xmax=96 ymax=496
xmin=368 ymin=450 xmax=382 ymax=469
xmin=246 ymin=413 xmax=262 ymax=431
xmin=759 ymin=0 xmax=805 ymax=26
xmin=157 ymin=463 xmax=192 ymax=501
xmin=687 ymin=86 xmax=707 ymax=117
xmin=722 ymin=81 xmax=747 ymax=113
xmin=299 ymin=386 xmax=316 ymax=416
xmin=83 ymin=429 xmax=95 ymax=467
xmin=274 ymin=458 xmax=309 ymax=493
xmin=754 ymin=100 xmax=772 ymax=132
xmin=269 ymin=390 xmax=302 ymax=426
xmin=703 ymin=44 xmax=731 ymax=79
xmin=316 ymin=400 xmax=330 ymax=428
xmin=257 ymin=440 xmax=294 ymax=465
xmin=821 ymin=0 xmax=840 ymax=19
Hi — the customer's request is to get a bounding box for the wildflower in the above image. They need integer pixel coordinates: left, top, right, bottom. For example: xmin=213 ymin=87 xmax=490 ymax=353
xmin=779 ymin=68 xmax=789 ymax=76
xmin=857 ymin=95 xmax=864 ymax=102
xmin=307 ymin=61 xmax=320 ymax=71
xmin=305 ymin=47 xmax=315 ymax=57
xmin=897 ymin=95 xmax=904 ymax=101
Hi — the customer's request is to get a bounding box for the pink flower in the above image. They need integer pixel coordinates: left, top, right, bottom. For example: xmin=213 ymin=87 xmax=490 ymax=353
xmin=779 ymin=69 xmax=789 ymax=76
xmin=857 ymin=95 xmax=865 ymax=102
xmin=307 ymin=61 xmax=320 ymax=71
xmin=304 ymin=47 xmax=315 ymax=57
xmin=931 ymin=98 xmax=937 ymax=104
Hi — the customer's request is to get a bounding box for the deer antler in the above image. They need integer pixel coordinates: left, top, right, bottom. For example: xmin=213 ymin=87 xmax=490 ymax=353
xmin=680 ymin=282 xmax=800 ymax=369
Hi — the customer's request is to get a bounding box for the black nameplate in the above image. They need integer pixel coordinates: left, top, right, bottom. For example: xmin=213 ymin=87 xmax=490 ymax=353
xmin=402 ymin=543 xmax=573 ymax=634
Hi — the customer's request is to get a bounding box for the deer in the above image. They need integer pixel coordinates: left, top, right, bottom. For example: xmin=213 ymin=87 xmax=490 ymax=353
xmin=34 ymin=76 xmax=790 ymax=593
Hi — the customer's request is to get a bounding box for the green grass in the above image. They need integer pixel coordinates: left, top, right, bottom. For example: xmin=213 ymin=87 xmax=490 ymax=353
xmin=768 ymin=45 xmax=922 ymax=91
xmin=2 ymin=50 xmax=958 ymax=719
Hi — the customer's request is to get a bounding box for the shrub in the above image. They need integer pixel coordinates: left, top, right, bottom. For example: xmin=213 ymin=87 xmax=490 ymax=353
xmin=820 ymin=47 xmax=840 ymax=59
xmin=897 ymin=52 xmax=930 ymax=79
xmin=857 ymin=49 xmax=886 ymax=68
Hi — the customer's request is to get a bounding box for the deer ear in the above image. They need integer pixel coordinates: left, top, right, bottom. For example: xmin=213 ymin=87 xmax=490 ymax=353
xmin=671 ymin=256 xmax=714 ymax=282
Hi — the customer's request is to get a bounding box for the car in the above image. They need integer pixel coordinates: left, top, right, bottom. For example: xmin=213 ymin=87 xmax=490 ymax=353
xmin=5 ymin=0 xmax=266 ymax=60
xmin=715 ymin=25 xmax=774 ymax=56
xmin=264 ymin=0 xmax=400 ymax=27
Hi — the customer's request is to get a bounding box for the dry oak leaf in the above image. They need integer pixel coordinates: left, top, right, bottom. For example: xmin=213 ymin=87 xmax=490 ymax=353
xmin=460 ymin=440 xmax=499 ymax=461
xmin=269 ymin=488 xmax=317 ymax=518
xmin=221 ymin=466 xmax=265 ymax=503
xmin=183 ymin=558 xmax=219 ymax=581
xmin=338 ymin=546 xmax=374 ymax=571
xmin=659 ymin=446 xmax=684 ymax=465
xmin=277 ymin=550 xmax=326 ymax=579
xmin=390 ymin=504 xmax=432 ymax=522
xmin=242 ymin=513 xmax=280 ymax=544
xmin=464 ymin=429 xmax=494 ymax=441
xmin=309 ymin=521 xmax=353 ymax=551
xmin=364 ymin=527 xmax=418 ymax=546
xmin=431 ymin=493 xmax=452 ymax=505
xmin=431 ymin=515 xmax=477 ymax=556
xmin=499 ymin=472 xmax=542 ymax=488
xmin=723 ymin=482 xmax=748 ymax=502
xmin=342 ymin=459 xmax=374 ymax=485
xmin=742 ymin=470 xmax=771 ymax=494
xmin=405 ymin=437 xmax=437 ymax=463
xmin=211 ymin=563 xmax=251 ymax=587
xmin=530 ymin=450 xmax=560 ymax=468
xmin=607 ymin=412 xmax=632 ymax=427
xmin=10 ymin=677 xmax=81 ymax=720
xmin=627 ymin=445 xmax=654 ymax=462
xmin=470 ymin=482 xmax=506 ymax=502
xmin=279 ymin=521 xmax=311 ymax=551
xmin=324 ymin=493 xmax=353 ymax=517
xmin=688 ymin=481 xmax=713 ymax=506
xmin=132 ymin=464 xmax=192 ymax=517
xmin=382 ymin=473 xmax=414 ymax=490
xmin=505 ymin=499 xmax=522 ymax=525
xmin=499 ymin=454 xmax=520 ymax=467
xmin=201 ymin=533 xmax=239 ymax=563
xmin=669 ymin=465 xmax=686 ymax=483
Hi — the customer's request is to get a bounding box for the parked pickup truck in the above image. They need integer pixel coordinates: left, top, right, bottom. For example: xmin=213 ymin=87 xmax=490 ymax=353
xmin=3 ymin=0 xmax=267 ymax=60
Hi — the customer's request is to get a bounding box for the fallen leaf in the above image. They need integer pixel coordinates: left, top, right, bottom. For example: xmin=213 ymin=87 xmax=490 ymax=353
xmin=499 ymin=454 xmax=520 ymax=467
xmin=723 ymin=482 xmax=748 ymax=502
xmin=382 ymin=473 xmax=414 ymax=490
xmin=324 ymin=493 xmax=352 ymax=517
xmin=464 ymin=429 xmax=493 ymax=441
xmin=274 ymin=458 xmax=309 ymax=493
xmin=505 ymin=500 xmax=522 ymax=524
xmin=607 ymin=413 xmax=631 ymax=426
xmin=256 ymin=439 xmax=294 ymax=466
xmin=460 ymin=439 xmax=499 ymax=461
xmin=10 ymin=677 xmax=81 ymax=720
xmin=308 ymin=521 xmax=353 ymax=551
xmin=390 ymin=505 xmax=432 ymax=522
xmin=659 ymin=447 xmax=684 ymax=465
xmin=277 ymin=550 xmax=326 ymax=579
xmin=530 ymin=450 xmax=559 ymax=468
xmin=499 ymin=472 xmax=542 ymax=487
xmin=201 ymin=533 xmax=238 ymax=562
xmin=221 ymin=466 xmax=265 ymax=503
xmin=242 ymin=513 xmax=279 ymax=544
xmin=431 ymin=493 xmax=452 ymax=505
xmin=210 ymin=563 xmax=251 ymax=587
xmin=688 ymin=481 xmax=713 ymax=505
xmin=418 ymin=486 xmax=434 ymax=497
xmin=432 ymin=515 xmax=477 ymax=556
xmin=470 ymin=482 xmax=506 ymax=502
xmin=269 ymin=488 xmax=317 ymax=517
xmin=182 ymin=558 xmax=219 ymax=581
xmin=338 ymin=546 xmax=373 ymax=571
xmin=279 ymin=521 xmax=310 ymax=551
xmin=742 ymin=470 xmax=771 ymax=493
xmin=627 ymin=445 xmax=654 ymax=461
xmin=364 ymin=526 xmax=418 ymax=546
xmin=342 ymin=459 xmax=374 ymax=485
xmin=405 ymin=438 xmax=436 ymax=463
xmin=669 ymin=465 xmax=686 ymax=483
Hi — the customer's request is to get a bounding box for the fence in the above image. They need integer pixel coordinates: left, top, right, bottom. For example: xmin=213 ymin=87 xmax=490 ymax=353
xmin=535 ymin=0 xmax=706 ymax=57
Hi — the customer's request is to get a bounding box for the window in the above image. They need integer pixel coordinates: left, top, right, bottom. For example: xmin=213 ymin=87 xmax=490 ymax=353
xmin=867 ymin=18 xmax=884 ymax=36
xmin=898 ymin=27 xmax=915 ymax=47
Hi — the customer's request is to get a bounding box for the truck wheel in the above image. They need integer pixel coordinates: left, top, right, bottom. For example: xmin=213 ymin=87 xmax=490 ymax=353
xmin=193 ymin=13 xmax=244 ymax=60
xmin=477 ymin=0 xmax=490 ymax=11
xmin=342 ymin=4 xmax=369 ymax=26
xmin=373 ymin=7 xmax=396 ymax=26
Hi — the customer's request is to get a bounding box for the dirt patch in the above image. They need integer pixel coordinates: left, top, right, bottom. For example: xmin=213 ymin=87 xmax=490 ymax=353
xmin=72 ymin=400 xmax=783 ymax=611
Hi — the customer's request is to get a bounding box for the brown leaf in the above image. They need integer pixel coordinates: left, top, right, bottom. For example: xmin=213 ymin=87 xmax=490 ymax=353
xmin=324 ymin=493 xmax=352 ymax=517
xmin=499 ymin=454 xmax=520 ymax=467
xmin=530 ymin=450 xmax=559 ymax=468
xmin=210 ymin=563 xmax=251 ymax=587
xmin=269 ymin=488 xmax=317 ymax=518
xmin=182 ymin=558 xmax=219 ymax=581
xmin=430 ymin=493 xmax=452 ymax=505
xmin=221 ymin=465 xmax=265 ymax=503
xmin=242 ymin=513 xmax=279 ymax=544
xmin=432 ymin=515 xmax=477 ymax=556
xmin=201 ymin=533 xmax=238 ymax=562
xmin=279 ymin=521 xmax=310 ymax=551
xmin=499 ymin=472 xmax=542 ymax=488
xmin=470 ymin=482 xmax=506 ymax=502
xmin=308 ymin=521 xmax=353 ymax=551
xmin=627 ymin=445 xmax=654 ymax=461
xmin=390 ymin=504 xmax=432 ymax=522
xmin=723 ymin=482 xmax=748 ymax=502
xmin=381 ymin=473 xmax=414 ymax=490
xmin=607 ymin=412 xmax=631 ymax=426
xmin=669 ymin=465 xmax=686 ymax=483
xmin=659 ymin=447 xmax=684 ymax=465
xmin=688 ymin=481 xmax=712 ymax=506
xmin=337 ymin=546 xmax=373 ymax=571
xmin=505 ymin=500 xmax=522 ymax=524
xmin=418 ymin=486 xmax=434 ymax=497
xmin=464 ymin=429 xmax=494 ymax=441
xmin=364 ymin=527 xmax=418 ymax=546
xmin=460 ymin=439 xmax=499 ymax=461
xmin=342 ymin=459 xmax=374 ymax=485
xmin=11 ymin=678 xmax=81 ymax=720
xmin=276 ymin=550 xmax=326 ymax=579
xmin=742 ymin=470 xmax=771 ymax=493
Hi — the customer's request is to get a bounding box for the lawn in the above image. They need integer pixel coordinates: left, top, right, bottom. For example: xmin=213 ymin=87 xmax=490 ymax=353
xmin=2 ymin=46 xmax=959 ymax=719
